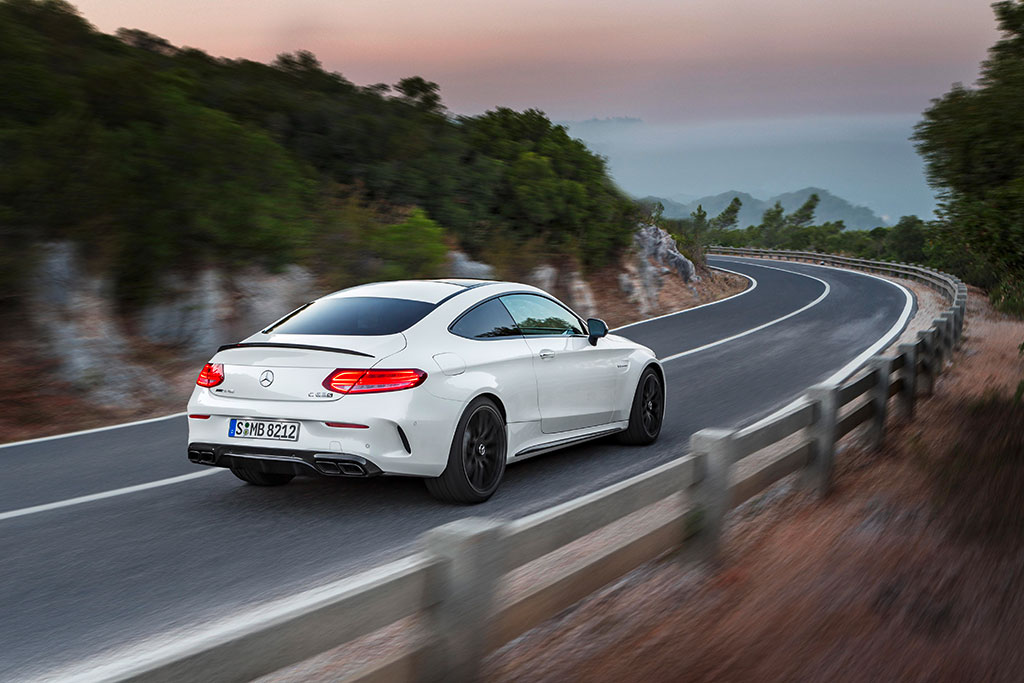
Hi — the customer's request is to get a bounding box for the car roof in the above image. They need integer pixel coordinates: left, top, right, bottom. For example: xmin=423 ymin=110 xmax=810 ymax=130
xmin=323 ymin=279 xmax=513 ymax=305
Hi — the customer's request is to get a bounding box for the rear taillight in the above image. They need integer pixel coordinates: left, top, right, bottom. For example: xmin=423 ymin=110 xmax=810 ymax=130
xmin=322 ymin=369 xmax=426 ymax=394
xmin=196 ymin=363 xmax=225 ymax=388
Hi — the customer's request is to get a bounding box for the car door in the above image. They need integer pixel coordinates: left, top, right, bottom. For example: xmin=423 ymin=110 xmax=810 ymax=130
xmin=443 ymin=297 xmax=541 ymax=427
xmin=499 ymin=293 xmax=622 ymax=434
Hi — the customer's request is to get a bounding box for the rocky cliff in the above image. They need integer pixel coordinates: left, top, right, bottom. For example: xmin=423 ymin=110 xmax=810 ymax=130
xmin=29 ymin=242 xmax=317 ymax=404
xmin=27 ymin=228 xmax=707 ymax=405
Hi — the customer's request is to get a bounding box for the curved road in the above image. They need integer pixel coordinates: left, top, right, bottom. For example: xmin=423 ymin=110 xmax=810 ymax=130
xmin=0 ymin=257 xmax=912 ymax=681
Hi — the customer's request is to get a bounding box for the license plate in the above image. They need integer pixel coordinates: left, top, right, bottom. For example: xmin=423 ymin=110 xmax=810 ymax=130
xmin=228 ymin=418 xmax=300 ymax=441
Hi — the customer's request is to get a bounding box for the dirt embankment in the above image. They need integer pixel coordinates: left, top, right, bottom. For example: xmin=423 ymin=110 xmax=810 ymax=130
xmin=484 ymin=288 xmax=1024 ymax=682
xmin=589 ymin=260 xmax=747 ymax=330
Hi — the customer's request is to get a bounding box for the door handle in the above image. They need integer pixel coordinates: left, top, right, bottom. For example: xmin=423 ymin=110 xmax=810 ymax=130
xmin=538 ymin=349 xmax=555 ymax=360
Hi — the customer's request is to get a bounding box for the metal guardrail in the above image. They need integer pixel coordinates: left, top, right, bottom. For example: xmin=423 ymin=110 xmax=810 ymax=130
xmin=90 ymin=249 xmax=967 ymax=683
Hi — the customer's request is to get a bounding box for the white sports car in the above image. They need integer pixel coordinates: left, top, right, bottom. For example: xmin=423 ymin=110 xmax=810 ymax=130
xmin=187 ymin=279 xmax=665 ymax=503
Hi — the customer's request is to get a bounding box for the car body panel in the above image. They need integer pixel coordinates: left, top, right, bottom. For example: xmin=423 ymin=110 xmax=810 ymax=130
xmin=523 ymin=335 xmax=628 ymax=433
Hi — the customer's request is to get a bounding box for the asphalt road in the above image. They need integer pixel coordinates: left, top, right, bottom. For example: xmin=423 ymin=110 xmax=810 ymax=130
xmin=0 ymin=257 xmax=913 ymax=681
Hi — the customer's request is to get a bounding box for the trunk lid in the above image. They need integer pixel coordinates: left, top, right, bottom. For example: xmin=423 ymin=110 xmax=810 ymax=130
xmin=206 ymin=333 xmax=406 ymax=402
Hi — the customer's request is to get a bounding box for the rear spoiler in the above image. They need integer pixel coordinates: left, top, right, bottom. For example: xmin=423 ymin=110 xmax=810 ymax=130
xmin=216 ymin=342 xmax=374 ymax=358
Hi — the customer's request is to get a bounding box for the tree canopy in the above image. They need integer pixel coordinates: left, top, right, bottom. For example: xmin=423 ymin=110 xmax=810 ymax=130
xmin=0 ymin=0 xmax=637 ymax=308
xmin=913 ymin=0 xmax=1024 ymax=313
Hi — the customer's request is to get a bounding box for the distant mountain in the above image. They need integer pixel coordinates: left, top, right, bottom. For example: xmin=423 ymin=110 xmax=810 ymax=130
xmin=646 ymin=188 xmax=889 ymax=231
xmin=638 ymin=195 xmax=691 ymax=218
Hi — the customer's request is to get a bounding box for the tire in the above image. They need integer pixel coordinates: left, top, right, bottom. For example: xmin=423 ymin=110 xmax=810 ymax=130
xmin=230 ymin=467 xmax=294 ymax=487
xmin=617 ymin=366 xmax=665 ymax=445
xmin=425 ymin=397 xmax=507 ymax=504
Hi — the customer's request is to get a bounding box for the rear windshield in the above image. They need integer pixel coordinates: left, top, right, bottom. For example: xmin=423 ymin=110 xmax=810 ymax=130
xmin=264 ymin=297 xmax=435 ymax=336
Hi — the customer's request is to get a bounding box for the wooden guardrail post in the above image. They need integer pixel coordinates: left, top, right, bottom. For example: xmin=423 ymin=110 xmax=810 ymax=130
xmin=806 ymin=383 xmax=839 ymax=497
xmin=868 ymin=356 xmax=891 ymax=448
xmin=897 ymin=343 xmax=917 ymax=418
xmin=686 ymin=429 xmax=735 ymax=561
xmin=418 ymin=518 xmax=507 ymax=682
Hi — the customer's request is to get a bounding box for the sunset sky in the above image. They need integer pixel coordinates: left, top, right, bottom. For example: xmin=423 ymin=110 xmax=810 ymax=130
xmin=71 ymin=0 xmax=1001 ymax=220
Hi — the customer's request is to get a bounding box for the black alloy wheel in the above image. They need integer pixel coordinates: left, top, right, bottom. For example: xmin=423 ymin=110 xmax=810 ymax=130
xmin=462 ymin=405 xmax=505 ymax=493
xmin=618 ymin=366 xmax=664 ymax=445
xmin=640 ymin=373 xmax=664 ymax=438
xmin=426 ymin=397 xmax=508 ymax=504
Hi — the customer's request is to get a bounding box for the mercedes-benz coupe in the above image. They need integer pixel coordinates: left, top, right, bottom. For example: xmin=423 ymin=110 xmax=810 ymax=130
xmin=187 ymin=279 xmax=665 ymax=503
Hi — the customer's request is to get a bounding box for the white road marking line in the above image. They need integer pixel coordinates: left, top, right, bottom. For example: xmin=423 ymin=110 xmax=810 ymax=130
xmin=0 ymin=411 xmax=187 ymax=450
xmin=611 ymin=265 xmax=757 ymax=332
xmin=714 ymin=256 xmax=915 ymax=431
xmin=0 ymin=469 xmax=225 ymax=522
xmin=659 ymin=263 xmax=831 ymax=363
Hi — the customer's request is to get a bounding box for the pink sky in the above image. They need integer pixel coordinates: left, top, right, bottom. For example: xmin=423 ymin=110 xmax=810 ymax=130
xmin=72 ymin=0 xmax=998 ymax=122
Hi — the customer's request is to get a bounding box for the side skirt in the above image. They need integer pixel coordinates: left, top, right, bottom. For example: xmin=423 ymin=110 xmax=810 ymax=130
xmin=511 ymin=424 xmax=627 ymax=461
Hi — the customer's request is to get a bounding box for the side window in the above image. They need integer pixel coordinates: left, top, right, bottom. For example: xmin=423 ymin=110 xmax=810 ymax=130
xmin=450 ymin=299 xmax=521 ymax=339
xmin=500 ymin=294 xmax=584 ymax=336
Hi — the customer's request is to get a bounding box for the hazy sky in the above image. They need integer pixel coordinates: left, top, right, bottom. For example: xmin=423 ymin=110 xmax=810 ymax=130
xmin=73 ymin=0 xmax=1000 ymax=219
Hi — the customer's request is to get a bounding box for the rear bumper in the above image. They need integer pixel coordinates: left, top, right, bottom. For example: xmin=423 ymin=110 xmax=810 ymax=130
xmin=186 ymin=386 xmax=461 ymax=477
xmin=188 ymin=442 xmax=385 ymax=478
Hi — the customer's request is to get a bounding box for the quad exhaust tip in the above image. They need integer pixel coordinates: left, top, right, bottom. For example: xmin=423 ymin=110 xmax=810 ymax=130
xmin=188 ymin=448 xmax=217 ymax=465
xmin=314 ymin=458 xmax=368 ymax=477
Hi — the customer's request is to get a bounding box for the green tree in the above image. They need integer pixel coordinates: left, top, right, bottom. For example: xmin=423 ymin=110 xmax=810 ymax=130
xmin=369 ymin=208 xmax=447 ymax=280
xmin=0 ymin=0 xmax=640 ymax=312
xmin=709 ymin=197 xmax=742 ymax=231
xmin=395 ymin=76 xmax=443 ymax=113
xmin=785 ymin=193 xmax=820 ymax=229
xmin=461 ymin=107 xmax=635 ymax=268
xmin=913 ymin=0 xmax=1024 ymax=313
xmin=885 ymin=216 xmax=927 ymax=263
xmin=756 ymin=202 xmax=786 ymax=246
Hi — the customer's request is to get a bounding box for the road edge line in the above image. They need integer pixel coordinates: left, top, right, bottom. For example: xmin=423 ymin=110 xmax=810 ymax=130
xmin=0 ymin=469 xmax=225 ymax=522
xmin=0 ymin=411 xmax=187 ymax=451
xmin=714 ymin=256 xmax=915 ymax=431
xmin=659 ymin=264 xmax=831 ymax=363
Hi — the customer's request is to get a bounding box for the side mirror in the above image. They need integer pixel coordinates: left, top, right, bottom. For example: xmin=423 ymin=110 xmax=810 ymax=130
xmin=587 ymin=318 xmax=608 ymax=346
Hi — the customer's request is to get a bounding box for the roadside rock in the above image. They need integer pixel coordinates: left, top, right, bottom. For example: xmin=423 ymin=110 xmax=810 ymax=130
xmin=446 ymin=250 xmax=495 ymax=279
xmin=28 ymin=242 xmax=318 ymax=404
xmin=29 ymin=242 xmax=160 ymax=404
xmin=522 ymin=264 xmax=597 ymax=319
xmin=634 ymin=223 xmax=697 ymax=283
xmin=527 ymin=264 xmax=558 ymax=292
xmin=228 ymin=265 xmax=317 ymax=342
xmin=136 ymin=269 xmax=227 ymax=351
xmin=137 ymin=265 xmax=316 ymax=354
xmin=567 ymin=270 xmax=597 ymax=320
xmin=618 ymin=224 xmax=697 ymax=315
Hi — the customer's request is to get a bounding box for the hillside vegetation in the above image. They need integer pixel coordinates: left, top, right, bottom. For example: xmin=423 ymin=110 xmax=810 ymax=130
xmin=646 ymin=188 xmax=888 ymax=232
xmin=682 ymin=1 xmax=1024 ymax=317
xmin=0 ymin=0 xmax=637 ymax=309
